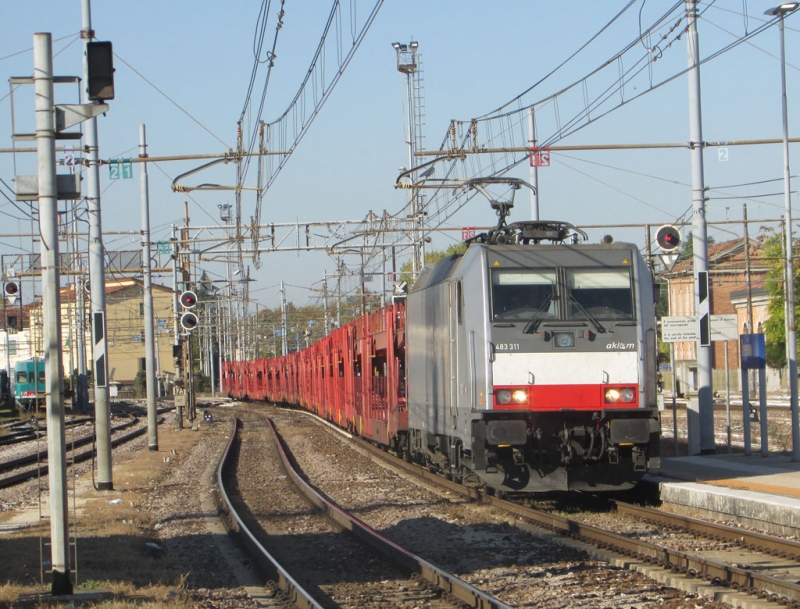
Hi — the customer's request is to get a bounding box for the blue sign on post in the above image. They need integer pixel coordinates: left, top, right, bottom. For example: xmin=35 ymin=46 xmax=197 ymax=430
xmin=740 ymin=333 xmax=766 ymax=370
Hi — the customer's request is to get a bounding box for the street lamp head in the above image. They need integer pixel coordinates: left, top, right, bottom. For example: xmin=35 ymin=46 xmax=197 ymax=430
xmin=393 ymin=40 xmax=418 ymax=74
xmin=765 ymin=2 xmax=799 ymax=15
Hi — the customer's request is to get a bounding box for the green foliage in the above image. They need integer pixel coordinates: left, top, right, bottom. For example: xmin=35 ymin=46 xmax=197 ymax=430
xmin=399 ymin=242 xmax=468 ymax=287
xmin=194 ymin=372 xmax=211 ymax=394
xmin=677 ymin=232 xmax=715 ymax=261
xmin=759 ymin=227 xmax=800 ymax=368
xmin=133 ymin=370 xmax=146 ymax=398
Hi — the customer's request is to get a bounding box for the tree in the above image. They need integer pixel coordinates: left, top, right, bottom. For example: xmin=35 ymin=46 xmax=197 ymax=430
xmin=134 ymin=370 xmax=146 ymax=398
xmin=677 ymin=232 xmax=715 ymax=261
xmin=399 ymin=242 xmax=468 ymax=287
xmin=759 ymin=227 xmax=800 ymax=369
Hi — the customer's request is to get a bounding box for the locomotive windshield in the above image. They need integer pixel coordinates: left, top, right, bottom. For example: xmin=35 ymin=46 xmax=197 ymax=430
xmin=492 ymin=270 xmax=557 ymax=321
xmin=491 ymin=267 xmax=635 ymax=324
xmin=567 ymin=268 xmax=634 ymax=320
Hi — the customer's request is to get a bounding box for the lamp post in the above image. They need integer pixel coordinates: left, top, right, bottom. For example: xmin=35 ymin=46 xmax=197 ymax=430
xmin=765 ymin=2 xmax=800 ymax=461
xmin=392 ymin=41 xmax=425 ymax=278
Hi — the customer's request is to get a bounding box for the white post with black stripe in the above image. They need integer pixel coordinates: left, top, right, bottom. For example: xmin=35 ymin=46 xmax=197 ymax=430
xmin=82 ymin=0 xmax=113 ymax=489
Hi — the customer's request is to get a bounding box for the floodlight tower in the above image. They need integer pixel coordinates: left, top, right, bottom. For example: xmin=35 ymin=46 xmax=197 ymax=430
xmin=392 ymin=41 xmax=425 ymax=276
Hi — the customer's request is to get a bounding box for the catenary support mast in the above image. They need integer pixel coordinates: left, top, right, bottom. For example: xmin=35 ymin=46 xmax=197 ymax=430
xmin=81 ymin=0 xmax=113 ymax=488
xmin=140 ymin=125 xmax=158 ymax=450
xmin=686 ymin=0 xmax=715 ymax=454
xmin=34 ymin=32 xmax=72 ymax=595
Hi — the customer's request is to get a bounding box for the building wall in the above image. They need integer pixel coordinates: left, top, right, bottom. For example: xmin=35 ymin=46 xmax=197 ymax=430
xmin=105 ymin=283 xmax=176 ymax=384
xmin=51 ymin=280 xmax=177 ymax=386
xmin=667 ymin=270 xmax=769 ymax=371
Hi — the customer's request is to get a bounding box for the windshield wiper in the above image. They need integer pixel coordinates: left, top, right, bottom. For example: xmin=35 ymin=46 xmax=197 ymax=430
xmin=568 ymin=294 xmax=606 ymax=334
xmin=522 ymin=293 xmax=554 ymax=334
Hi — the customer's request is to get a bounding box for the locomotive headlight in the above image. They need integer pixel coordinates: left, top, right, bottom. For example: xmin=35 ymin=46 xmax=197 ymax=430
xmin=495 ymin=388 xmax=529 ymax=406
xmin=604 ymin=387 xmax=637 ymax=404
xmin=511 ymin=389 xmax=528 ymax=404
xmin=553 ymin=331 xmax=575 ymax=349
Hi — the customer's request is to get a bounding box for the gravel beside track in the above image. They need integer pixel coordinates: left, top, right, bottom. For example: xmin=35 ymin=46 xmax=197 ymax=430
xmin=265 ymin=405 xmax=735 ymax=609
xmin=227 ymin=410 xmax=474 ymax=608
xmin=3 ymin=399 xmax=792 ymax=608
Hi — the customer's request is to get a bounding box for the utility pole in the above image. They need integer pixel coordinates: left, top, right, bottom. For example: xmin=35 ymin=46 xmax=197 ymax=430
xmin=139 ymin=125 xmax=157 ymax=450
xmin=34 ymin=32 xmax=72 ymax=595
xmin=81 ymin=0 xmax=113 ymax=489
xmin=686 ymin=0 xmax=715 ymax=455
xmin=392 ymin=40 xmax=424 ymax=278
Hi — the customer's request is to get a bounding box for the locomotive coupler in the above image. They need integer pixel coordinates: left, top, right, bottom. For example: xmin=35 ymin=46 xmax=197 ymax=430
xmin=486 ymin=450 xmax=498 ymax=473
xmin=632 ymin=447 xmax=647 ymax=471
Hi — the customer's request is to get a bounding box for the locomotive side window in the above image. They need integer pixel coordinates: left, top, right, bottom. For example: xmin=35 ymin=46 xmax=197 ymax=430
xmin=492 ymin=270 xmax=557 ymax=321
xmin=567 ymin=269 xmax=634 ymax=320
xmin=16 ymin=371 xmax=27 ymax=384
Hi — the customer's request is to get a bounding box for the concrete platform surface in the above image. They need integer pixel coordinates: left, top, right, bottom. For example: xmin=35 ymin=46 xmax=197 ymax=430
xmin=646 ymin=453 xmax=800 ymax=537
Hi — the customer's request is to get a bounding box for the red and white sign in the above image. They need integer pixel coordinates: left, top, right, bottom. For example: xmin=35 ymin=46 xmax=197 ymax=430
xmin=529 ymin=147 xmax=551 ymax=167
xmin=461 ymin=226 xmax=476 ymax=240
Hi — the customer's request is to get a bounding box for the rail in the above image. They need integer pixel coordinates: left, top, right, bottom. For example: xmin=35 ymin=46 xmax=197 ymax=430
xmin=319 ymin=411 xmax=800 ymax=608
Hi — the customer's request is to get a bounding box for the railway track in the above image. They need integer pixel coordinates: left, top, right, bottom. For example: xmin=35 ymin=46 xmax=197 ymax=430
xmin=0 ymin=416 xmax=93 ymax=447
xmin=290 ymin=406 xmax=800 ymax=609
xmin=215 ymin=411 xmax=511 ymax=609
xmin=0 ymin=417 xmax=150 ymax=489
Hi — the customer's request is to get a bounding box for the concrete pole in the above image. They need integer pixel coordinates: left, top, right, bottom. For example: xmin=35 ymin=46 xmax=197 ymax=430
xmin=139 ymin=125 xmax=157 ymax=450
xmin=81 ymin=0 xmax=112 ymax=489
xmin=685 ymin=0 xmax=715 ymax=455
xmin=34 ymin=32 xmax=72 ymax=596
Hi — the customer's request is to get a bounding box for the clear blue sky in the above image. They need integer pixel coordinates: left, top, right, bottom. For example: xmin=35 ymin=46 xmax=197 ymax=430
xmin=1 ymin=1 xmax=798 ymax=310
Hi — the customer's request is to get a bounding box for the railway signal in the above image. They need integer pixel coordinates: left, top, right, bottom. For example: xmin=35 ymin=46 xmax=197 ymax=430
xmin=180 ymin=311 xmax=198 ymax=331
xmin=4 ymin=281 xmax=20 ymax=298
xmin=655 ymin=225 xmax=681 ymax=251
xmin=86 ymin=41 xmax=115 ymax=101
xmin=179 ymin=290 xmax=197 ymax=309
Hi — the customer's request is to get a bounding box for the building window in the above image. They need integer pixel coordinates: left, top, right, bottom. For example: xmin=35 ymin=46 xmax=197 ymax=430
xmin=139 ymin=357 xmax=146 ymax=372
xmin=139 ymin=303 xmax=144 ymax=317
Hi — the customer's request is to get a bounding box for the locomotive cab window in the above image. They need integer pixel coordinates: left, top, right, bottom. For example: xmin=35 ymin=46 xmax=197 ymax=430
xmin=492 ymin=270 xmax=557 ymax=321
xmin=567 ymin=269 xmax=634 ymax=320
xmin=16 ymin=371 xmax=27 ymax=384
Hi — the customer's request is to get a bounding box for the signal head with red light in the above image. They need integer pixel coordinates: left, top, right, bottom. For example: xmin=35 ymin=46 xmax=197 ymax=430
xmin=179 ymin=290 xmax=197 ymax=309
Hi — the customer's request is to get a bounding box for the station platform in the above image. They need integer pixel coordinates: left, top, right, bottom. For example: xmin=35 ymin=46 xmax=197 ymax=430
xmin=644 ymin=452 xmax=800 ymax=537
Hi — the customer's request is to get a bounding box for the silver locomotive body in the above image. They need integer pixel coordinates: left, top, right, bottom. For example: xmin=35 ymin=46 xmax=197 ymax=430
xmin=406 ymin=240 xmax=660 ymax=493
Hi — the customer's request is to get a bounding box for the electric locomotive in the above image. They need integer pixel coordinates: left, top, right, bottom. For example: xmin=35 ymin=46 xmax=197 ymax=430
xmin=405 ymin=218 xmax=660 ymax=493
xmin=223 ymin=202 xmax=661 ymax=494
